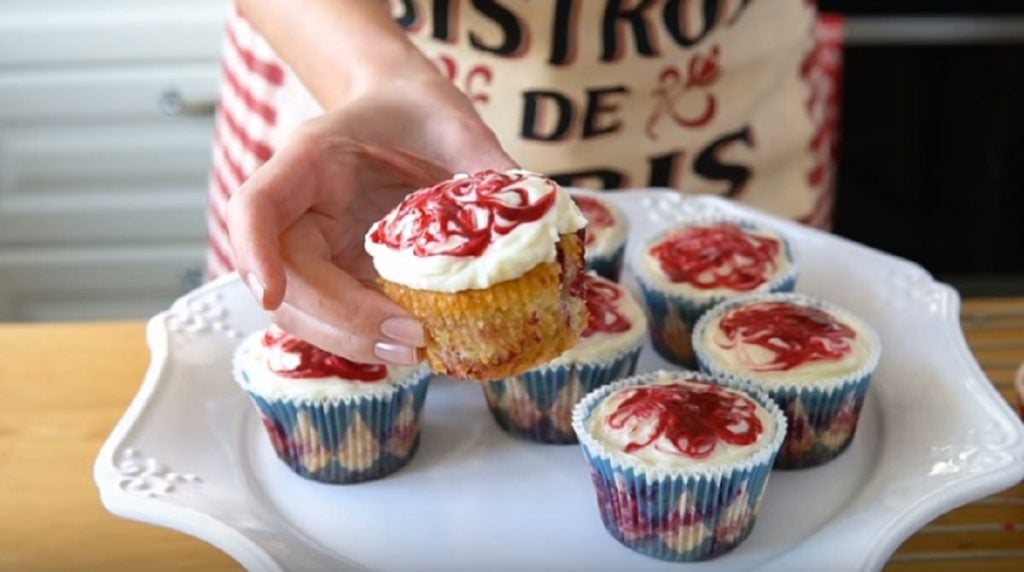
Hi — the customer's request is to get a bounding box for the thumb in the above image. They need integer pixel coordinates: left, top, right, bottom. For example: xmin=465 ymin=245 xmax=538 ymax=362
xmin=276 ymin=250 xmax=426 ymax=366
xmin=443 ymin=117 xmax=519 ymax=174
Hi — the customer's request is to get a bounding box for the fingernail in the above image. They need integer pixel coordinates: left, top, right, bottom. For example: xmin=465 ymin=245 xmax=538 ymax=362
xmin=245 ymin=272 xmax=267 ymax=307
xmin=380 ymin=317 xmax=425 ymax=347
xmin=374 ymin=341 xmax=421 ymax=365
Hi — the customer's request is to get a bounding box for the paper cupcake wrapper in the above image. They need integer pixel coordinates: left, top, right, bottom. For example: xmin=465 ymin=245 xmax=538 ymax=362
xmin=571 ymin=371 xmax=787 ymax=561
xmin=634 ymin=217 xmax=797 ymax=368
xmin=586 ymin=243 xmax=626 ymax=283
xmin=482 ymin=343 xmax=643 ymax=444
xmin=241 ymin=370 xmax=432 ymax=484
xmin=637 ymin=273 xmax=797 ymax=369
xmin=693 ymin=292 xmax=882 ymax=470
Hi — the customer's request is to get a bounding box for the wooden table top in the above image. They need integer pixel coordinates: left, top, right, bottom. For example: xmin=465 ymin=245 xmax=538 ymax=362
xmin=1 ymin=299 xmax=1022 ymax=571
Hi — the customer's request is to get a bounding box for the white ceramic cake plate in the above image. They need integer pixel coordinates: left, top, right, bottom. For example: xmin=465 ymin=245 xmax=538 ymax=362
xmin=95 ymin=191 xmax=1024 ymax=572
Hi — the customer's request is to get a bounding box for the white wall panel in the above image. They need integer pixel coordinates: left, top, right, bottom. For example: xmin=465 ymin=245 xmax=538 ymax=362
xmin=0 ymin=2 xmax=227 ymax=321
xmin=0 ymin=3 xmax=228 ymax=66
xmin=0 ymin=242 xmax=206 ymax=321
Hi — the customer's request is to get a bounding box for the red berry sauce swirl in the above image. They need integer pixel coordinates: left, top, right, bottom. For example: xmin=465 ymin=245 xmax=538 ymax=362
xmin=572 ymin=195 xmax=614 ymax=247
xmin=581 ymin=274 xmax=631 ymax=337
xmin=262 ymin=327 xmax=387 ymax=381
xmin=717 ymin=301 xmax=856 ymax=371
xmin=606 ymin=382 xmax=763 ymax=459
xmin=369 ymin=170 xmax=557 ymax=257
xmin=650 ymin=223 xmax=782 ymax=291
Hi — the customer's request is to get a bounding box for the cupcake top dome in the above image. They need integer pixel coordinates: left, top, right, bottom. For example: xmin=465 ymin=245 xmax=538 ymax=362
xmin=695 ymin=293 xmax=880 ymax=386
xmin=636 ymin=221 xmax=793 ymax=298
xmin=570 ymin=191 xmax=628 ymax=259
xmin=365 ymin=169 xmax=587 ymax=292
xmin=551 ymin=272 xmax=646 ymax=365
xmin=584 ymin=371 xmax=779 ymax=469
xmin=235 ymin=325 xmax=422 ymax=401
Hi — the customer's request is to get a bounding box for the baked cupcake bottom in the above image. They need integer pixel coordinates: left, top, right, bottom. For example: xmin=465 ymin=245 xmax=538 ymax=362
xmin=482 ymin=344 xmax=642 ymax=444
xmin=379 ymin=232 xmax=587 ymax=381
xmin=245 ymin=372 xmax=431 ymax=484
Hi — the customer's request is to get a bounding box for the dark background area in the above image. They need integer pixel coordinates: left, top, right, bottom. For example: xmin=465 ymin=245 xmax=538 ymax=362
xmin=820 ymin=1 xmax=1023 ymax=15
xmin=818 ymin=2 xmax=1024 ymax=295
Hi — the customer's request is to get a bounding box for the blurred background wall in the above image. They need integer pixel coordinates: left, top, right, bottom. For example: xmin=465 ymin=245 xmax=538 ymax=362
xmin=0 ymin=0 xmax=226 ymax=320
xmin=0 ymin=0 xmax=1021 ymax=321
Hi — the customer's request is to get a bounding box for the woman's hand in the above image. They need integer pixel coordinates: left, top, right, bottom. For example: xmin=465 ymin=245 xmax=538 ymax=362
xmin=228 ymin=74 xmax=516 ymax=365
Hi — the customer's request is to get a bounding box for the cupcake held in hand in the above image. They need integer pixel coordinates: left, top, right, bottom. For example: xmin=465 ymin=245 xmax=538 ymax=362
xmin=233 ymin=325 xmax=431 ymax=484
xmin=570 ymin=190 xmax=629 ymax=282
xmin=633 ymin=219 xmax=797 ymax=367
xmin=483 ymin=272 xmax=647 ymax=444
xmin=573 ymin=370 xmax=786 ymax=562
xmin=366 ymin=169 xmax=589 ymax=381
xmin=693 ymin=293 xmax=881 ymax=469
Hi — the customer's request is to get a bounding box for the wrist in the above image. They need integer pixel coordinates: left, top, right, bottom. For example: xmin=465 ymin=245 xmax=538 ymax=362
xmin=240 ymin=0 xmax=442 ymax=109
xmin=339 ymin=44 xmax=442 ymax=107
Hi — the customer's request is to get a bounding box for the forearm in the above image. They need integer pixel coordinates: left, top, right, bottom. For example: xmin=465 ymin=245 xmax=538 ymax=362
xmin=237 ymin=0 xmax=439 ymax=108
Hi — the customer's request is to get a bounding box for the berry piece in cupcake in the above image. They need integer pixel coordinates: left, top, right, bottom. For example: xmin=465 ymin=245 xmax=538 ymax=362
xmin=633 ymin=220 xmax=797 ymax=367
xmin=482 ymin=272 xmax=647 ymax=444
xmin=233 ymin=325 xmax=431 ymax=484
xmin=694 ymin=293 xmax=881 ymax=469
xmin=570 ymin=191 xmax=628 ymax=281
xmin=573 ymin=370 xmax=785 ymax=561
xmin=365 ymin=169 xmax=589 ymax=381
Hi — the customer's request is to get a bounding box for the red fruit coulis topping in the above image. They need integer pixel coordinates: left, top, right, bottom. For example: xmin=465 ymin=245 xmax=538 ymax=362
xmin=581 ymin=274 xmax=631 ymax=337
xmin=716 ymin=301 xmax=856 ymax=371
xmin=606 ymin=382 xmax=763 ymax=459
xmin=262 ymin=327 xmax=386 ymax=381
xmin=650 ymin=223 xmax=782 ymax=291
xmin=572 ymin=195 xmax=614 ymax=247
xmin=369 ymin=169 xmax=557 ymax=257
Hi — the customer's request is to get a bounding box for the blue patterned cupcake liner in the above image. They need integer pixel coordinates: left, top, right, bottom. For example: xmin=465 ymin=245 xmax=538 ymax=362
xmin=572 ymin=371 xmax=787 ymax=562
xmin=482 ymin=342 xmax=643 ymax=444
xmin=632 ymin=217 xmax=797 ymax=368
xmin=234 ymin=358 xmax=432 ymax=484
xmin=692 ymin=292 xmax=882 ymax=470
xmin=586 ymin=243 xmax=626 ymax=283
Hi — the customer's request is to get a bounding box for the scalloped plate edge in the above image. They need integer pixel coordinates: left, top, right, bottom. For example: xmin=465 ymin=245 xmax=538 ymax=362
xmin=861 ymin=281 xmax=1024 ymax=571
xmin=92 ymin=274 xmax=286 ymax=572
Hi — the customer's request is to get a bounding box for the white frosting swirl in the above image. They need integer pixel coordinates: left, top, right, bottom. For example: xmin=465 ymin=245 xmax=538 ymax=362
xmin=233 ymin=331 xmax=425 ymax=401
xmin=635 ymin=224 xmax=792 ymax=299
xmin=700 ymin=304 xmax=874 ymax=385
xmin=587 ymin=372 xmax=776 ymax=468
xmin=569 ymin=190 xmax=628 ymax=259
xmin=365 ymin=169 xmax=587 ymax=292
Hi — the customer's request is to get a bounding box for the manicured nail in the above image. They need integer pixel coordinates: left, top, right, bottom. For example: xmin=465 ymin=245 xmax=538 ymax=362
xmin=380 ymin=317 xmax=425 ymax=347
xmin=374 ymin=340 xmax=421 ymax=365
xmin=245 ymin=272 xmax=267 ymax=307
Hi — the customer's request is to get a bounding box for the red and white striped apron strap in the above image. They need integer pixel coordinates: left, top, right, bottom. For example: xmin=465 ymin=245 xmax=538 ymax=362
xmin=206 ymin=7 xmax=285 ymax=279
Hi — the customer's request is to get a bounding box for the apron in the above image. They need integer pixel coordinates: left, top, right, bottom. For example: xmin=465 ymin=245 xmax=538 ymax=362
xmin=207 ymin=1 xmax=843 ymax=278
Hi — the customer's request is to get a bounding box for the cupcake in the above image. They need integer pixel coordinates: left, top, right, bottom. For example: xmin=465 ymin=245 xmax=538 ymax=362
xmin=366 ymin=169 xmax=589 ymax=381
xmin=693 ymin=293 xmax=881 ymax=469
xmin=233 ymin=325 xmax=432 ymax=484
xmin=482 ymin=272 xmax=647 ymax=444
xmin=570 ymin=190 xmax=628 ymax=281
xmin=573 ymin=370 xmax=786 ymax=562
xmin=633 ymin=219 xmax=797 ymax=367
